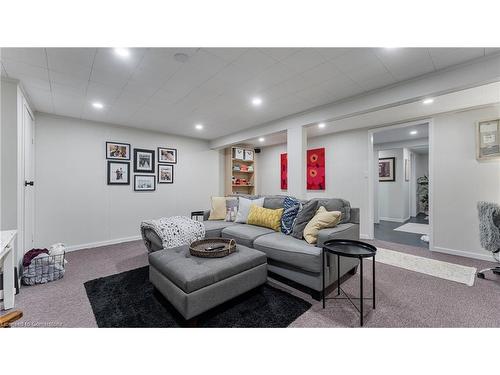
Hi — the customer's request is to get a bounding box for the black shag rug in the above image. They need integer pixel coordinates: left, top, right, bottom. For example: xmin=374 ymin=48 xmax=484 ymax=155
xmin=84 ymin=266 xmax=311 ymax=328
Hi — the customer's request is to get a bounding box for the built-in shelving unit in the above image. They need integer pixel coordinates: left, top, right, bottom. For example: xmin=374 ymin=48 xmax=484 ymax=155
xmin=225 ymin=145 xmax=257 ymax=195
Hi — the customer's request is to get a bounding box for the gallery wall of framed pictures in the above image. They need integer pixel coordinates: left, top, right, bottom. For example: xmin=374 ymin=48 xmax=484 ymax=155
xmin=106 ymin=141 xmax=176 ymax=191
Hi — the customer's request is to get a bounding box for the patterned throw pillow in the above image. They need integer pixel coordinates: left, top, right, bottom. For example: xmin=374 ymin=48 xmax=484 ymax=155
xmin=281 ymin=196 xmax=300 ymax=235
xmin=247 ymin=205 xmax=284 ymax=232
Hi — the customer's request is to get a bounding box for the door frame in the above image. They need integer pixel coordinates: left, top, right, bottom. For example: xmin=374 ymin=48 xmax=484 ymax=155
xmin=16 ymin=87 xmax=35 ymax=258
xmin=367 ymin=118 xmax=434 ymax=250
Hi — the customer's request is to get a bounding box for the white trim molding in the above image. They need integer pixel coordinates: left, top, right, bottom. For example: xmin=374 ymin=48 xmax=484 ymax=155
xmin=379 ymin=216 xmax=410 ymax=223
xmin=64 ymin=235 xmax=142 ymax=253
xmin=431 ymin=246 xmax=495 ymax=262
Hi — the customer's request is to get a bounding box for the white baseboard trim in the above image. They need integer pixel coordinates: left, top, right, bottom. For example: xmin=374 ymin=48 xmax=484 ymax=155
xmin=379 ymin=216 xmax=408 ymax=223
xmin=431 ymin=246 xmax=495 ymax=262
xmin=65 ymin=235 xmax=142 ymax=253
xmin=360 ymin=233 xmax=372 ymax=240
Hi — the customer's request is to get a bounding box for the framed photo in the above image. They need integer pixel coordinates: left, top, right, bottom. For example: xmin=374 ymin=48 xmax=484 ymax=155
xmin=134 ymin=175 xmax=156 ymax=191
xmin=379 ymin=157 xmax=395 ymax=182
xmin=476 ymin=119 xmax=500 ymax=161
xmin=244 ymin=149 xmax=254 ymax=161
xmin=107 ymin=161 xmax=130 ymax=185
xmin=158 ymin=147 xmax=177 ymax=164
xmin=133 ymin=148 xmax=155 ymax=173
xmin=158 ymin=164 xmax=174 ymax=184
xmin=106 ymin=142 xmax=130 ymax=160
xmin=233 ymin=147 xmax=244 ymax=160
xmin=404 ymin=158 xmax=410 ymax=181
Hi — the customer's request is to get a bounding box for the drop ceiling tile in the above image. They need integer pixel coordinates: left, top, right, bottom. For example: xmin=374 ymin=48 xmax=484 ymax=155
xmin=26 ymin=86 xmax=53 ymax=113
xmin=204 ymin=48 xmax=247 ymax=63
xmin=314 ymin=48 xmax=352 ymax=61
xmin=52 ymin=81 xmax=87 ymax=97
xmin=254 ymin=62 xmax=305 ymax=88
xmin=214 ymin=62 xmax=255 ymax=85
xmin=136 ymin=50 xmax=182 ymax=77
xmin=485 ymin=48 xmax=500 ymax=55
xmin=90 ymin=66 xmax=131 ymax=89
xmin=330 ymin=49 xmax=381 ymax=74
xmin=300 ymin=61 xmax=344 ymax=86
xmin=357 ymin=70 xmax=397 ymax=91
xmin=342 ymin=59 xmax=391 ymax=84
xmin=19 ymin=75 xmax=52 ymax=91
xmin=50 ymin=70 xmax=89 ymax=90
xmin=1 ymin=59 xmax=49 ymax=82
xmin=121 ymin=80 xmax=159 ymax=99
xmin=85 ymin=82 xmax=122 ymax=105
xmin=429 ymin=48 xmax=484 ymax=69
xmin=186 ymin=49 xmax=228 ymax=76
xmin=146 ymin=88 xmax=187 ymax=108
xmin=0 ymin=48 xmax=47 ymax=68
xmin=281 ymin=49 xmax=327 ymax=74
xmin=259 ymin=48 xmax=299 ymax=61
xmin=264 ymin=74 xmax=315 ymax=100
xmin=46 ymin=48 xmax=94 ymax=77
xmin=232 ymin=49 xmax=278 ymax=76
xmin=375 ymin=48 xmax=435 ymax=81
xmin=53 ymin=92 xmax=84 ymax=118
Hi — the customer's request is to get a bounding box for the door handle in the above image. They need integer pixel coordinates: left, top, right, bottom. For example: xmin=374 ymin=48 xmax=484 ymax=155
xmin=24 ymin=180 xmax=34 ymax=186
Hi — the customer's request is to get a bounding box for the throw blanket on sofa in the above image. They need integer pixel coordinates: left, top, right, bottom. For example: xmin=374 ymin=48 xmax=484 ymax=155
xmin=140 ymin=216 xmax=205 ymax=252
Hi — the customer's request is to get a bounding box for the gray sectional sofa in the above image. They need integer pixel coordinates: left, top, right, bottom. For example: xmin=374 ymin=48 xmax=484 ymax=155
xmin=144 ymin=195 xmax=360 ymax=300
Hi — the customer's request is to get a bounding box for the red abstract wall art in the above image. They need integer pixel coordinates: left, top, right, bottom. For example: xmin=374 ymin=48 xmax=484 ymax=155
xmin=280 ymin=153 xmax=288 ymax=190
xmin=307 ymin=148 xmax=325 ymax=190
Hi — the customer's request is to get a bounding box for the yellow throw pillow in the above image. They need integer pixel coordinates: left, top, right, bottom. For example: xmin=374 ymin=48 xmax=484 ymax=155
xmin=303 ymin=206 xmax=342 ymax=244
xmin=247 ymin=205 xmax=284 ymax=232
xmin=208 ymin=196 xmax=227 ymax=220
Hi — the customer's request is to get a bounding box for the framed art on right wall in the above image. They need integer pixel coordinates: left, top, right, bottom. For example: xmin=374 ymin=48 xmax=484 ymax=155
xmin=476 ymin=119 xmax=500 ymax=161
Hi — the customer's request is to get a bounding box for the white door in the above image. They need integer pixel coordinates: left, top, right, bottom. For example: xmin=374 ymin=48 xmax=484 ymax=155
xmin=23 ymin=104 xmax=35 ymax=252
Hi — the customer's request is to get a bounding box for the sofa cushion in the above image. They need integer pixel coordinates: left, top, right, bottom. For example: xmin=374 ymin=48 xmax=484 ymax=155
xmin=235 ymin=197 xmax=265 ymax=223
xmin=203 ymin=220 xmax=235 ymax=238
xmin=303 ymin=206 xmax=342 ymax=244
xmin=254 ymin=232 xmax=321 ymax=273
xmin=222 ymin=224 xmax=274 ymax=248
xmin=317 ymin=223 xmax=359 ymax=247
xmin=148 ymin=244 xmax=266 ymax=294
xmin=310 ymin=198 xmax=351 ymax=223
xmin=291 ymin=200 xmax=318 ymax=239
xmin=281 ymin=196 xmax=300 ymax=235
xmin=263 ymin=195 xmax=286 ymax=209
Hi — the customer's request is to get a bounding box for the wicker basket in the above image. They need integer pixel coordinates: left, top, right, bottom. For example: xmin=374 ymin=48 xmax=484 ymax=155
xmin=189 ymin=238 xmax=236 ymax=258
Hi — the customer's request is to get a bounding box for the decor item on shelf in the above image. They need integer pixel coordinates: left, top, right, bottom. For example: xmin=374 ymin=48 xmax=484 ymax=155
xmin=158 ymin=147 xmax=177 ymax=164
xmin=232 ymin=176 xmax=236 ymax=185
xmin=404 ymin=158 xmax=410 ymax=181
xmin=241 ymin=178 xmax=247 ymax=185
xmin=189 ymin=238 xmax=236 ymax=258
xmin=244 ymin=149 xmax=254 ymax=161
xmin=248 ymin=165 xmax=254 ymax=172
xmin=134 ymin=175 xmax=156 ymax=191
xmin=240 ymin=164 xmax=248 ymax=172
xmin=307 ymin=148 xmax=325 ymax=190
xmin=133 ymin=148 xmax=155 ymax=173
xmin=158 ymin=164 xmax=174 ymax=184
xmin=247 ymin=205 xmax=284 ymax=232
xmin=106 ymin=141 xmax=130 ymax=160
xmin=417 ymin=175 xmax=429 ymax=214
xmin=233 ymin=147 xmax=244 ymax=160
xmin=280 ymin=153 xmax=288 ymax=190
xmin=235 ymin=197 xmax=265 ymax=223
xmin=208 ymin=196 xmax=227 ymax=220
xmin=233 ymin=164 xmax=240 ymax=171
xmin=476 ymin=119 xmax=500 ymax=161
xmin=303 ymin=206 xmax=342 ymax=244
xmin=107 ymin=161 xmax=130 ymax=185
xmin=379 ymin=157 xmax=395 ymax=182
xmin=281 ymin=196 xmax=300 ymax=235
xmin=235 ymin=178 xmax=241 ymax=185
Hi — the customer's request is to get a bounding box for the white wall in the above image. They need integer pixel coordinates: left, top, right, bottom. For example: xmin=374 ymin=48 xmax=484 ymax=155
xmin=0 ymin=80 xmax=18 ymax=230
xmin=377 ymin=148 xmax=410 ymax=222
xmin=35 ymin=113 xmax=222 ymax=250
xmin=258 ymin=129 xmax=370 ymax=238
xmin=432 ymin=105 xmax=500 ymax=260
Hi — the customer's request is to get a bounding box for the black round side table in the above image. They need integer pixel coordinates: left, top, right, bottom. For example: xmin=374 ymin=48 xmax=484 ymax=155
xmin=322 ymin=239 xmax=377 ymax=327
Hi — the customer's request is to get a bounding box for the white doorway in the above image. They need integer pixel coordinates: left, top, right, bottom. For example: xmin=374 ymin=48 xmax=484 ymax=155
xmin=368 ymin=120 xmax=433 ymax=249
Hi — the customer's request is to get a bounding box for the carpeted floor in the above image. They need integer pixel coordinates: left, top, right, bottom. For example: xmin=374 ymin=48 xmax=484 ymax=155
xmin=10 ymin=239 xmax=500 ymax=328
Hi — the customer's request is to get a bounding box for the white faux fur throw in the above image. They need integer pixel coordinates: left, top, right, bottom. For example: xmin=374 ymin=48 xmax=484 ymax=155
xmin=140 ymin=216 xmax=205 ymax=252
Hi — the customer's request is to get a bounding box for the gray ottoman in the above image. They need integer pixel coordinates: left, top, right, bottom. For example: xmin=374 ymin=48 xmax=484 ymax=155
xmin=149 ymin=244 xmax=267 ymax=320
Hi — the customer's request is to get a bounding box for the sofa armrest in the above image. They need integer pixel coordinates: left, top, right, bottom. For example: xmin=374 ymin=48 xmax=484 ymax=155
xmin=349 ymin=208 xmax=360 ymax=224
xmin=317 ymin=223 xmax=360 ymax=248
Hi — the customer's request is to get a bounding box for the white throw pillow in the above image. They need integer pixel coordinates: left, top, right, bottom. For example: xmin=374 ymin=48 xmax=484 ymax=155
xmin=235 ymin=197 xmax=265 ymax=223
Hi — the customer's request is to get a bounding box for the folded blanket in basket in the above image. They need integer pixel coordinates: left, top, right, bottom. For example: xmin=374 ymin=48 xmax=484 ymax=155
xmin=140 ymin=216 xmax=205 ymax=252
xmin=22 ymin=253 xmax=65 ymax=286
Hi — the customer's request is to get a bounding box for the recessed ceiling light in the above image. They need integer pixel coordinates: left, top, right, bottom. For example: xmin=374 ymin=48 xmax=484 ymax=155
xmin=114 ymin=48 xmax=130 ymax=58
xmin=92 ymin=102 xmax=104 ymax=109
xmin=252 ymin=97 xmax=263 ymax=106
xmin=318 ymin=122 xmax=326 ymax=129
xmin=258 ymin=137 xmax=265 ymax=142
xmin=410 ymin=130 xmax=418 ymax=135
xmin=423 ymin=98 xmax=434 ymax=105
xmin=195 ymin=124 xmax=203 ymax=130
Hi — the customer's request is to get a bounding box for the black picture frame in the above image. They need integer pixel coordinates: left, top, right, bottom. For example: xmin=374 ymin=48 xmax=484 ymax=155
xmin=133 ymin=148 xmax=155 ymax=173
xmin=134 ymin=174 xmax=156 ymax=191
xmin=379 ymin=157 xmax=396 ymax=182
xmin=158 ymin=164 xmax=174 ymax=184
xmin=106 ymin=141 xmax=131 ymax=160
xmin=107 ymin=161 xmax=130 ymax=185
xmin=158 ymin=147 xmax=177 ymax=164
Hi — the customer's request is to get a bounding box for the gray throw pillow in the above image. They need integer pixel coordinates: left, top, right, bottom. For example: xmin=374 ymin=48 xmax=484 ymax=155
xmin=291 ymin=200 xmax=319 ymax=239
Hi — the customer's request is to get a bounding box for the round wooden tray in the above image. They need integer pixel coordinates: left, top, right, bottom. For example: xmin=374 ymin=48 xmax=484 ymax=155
xmin=189 ymin=238 xmax=236 ymax=258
